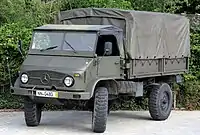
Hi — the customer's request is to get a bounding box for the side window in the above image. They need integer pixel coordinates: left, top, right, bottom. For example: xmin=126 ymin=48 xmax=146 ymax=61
xmin=96 ymin=35 xmax=120 ymax=56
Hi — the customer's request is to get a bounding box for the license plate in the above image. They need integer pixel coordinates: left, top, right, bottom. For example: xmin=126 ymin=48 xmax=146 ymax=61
xmin=36 ymin=90 xmax=58 ymax=98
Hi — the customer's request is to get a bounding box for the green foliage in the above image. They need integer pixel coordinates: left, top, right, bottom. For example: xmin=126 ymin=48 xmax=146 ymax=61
xmin=60 ymin=0 xmax=132 ymax=10
xmin=0 ymin=89 xmax=23 ymax=109
xmin=183 ymin=81 xmax=200 ymax=110
xmin=129 ymin=0 xmax=187 ymax=13
xmin=175 ymin=80 xmax=200 ymax=110
xmin=0 ymin=23 xmax=33 ymax=86
xmin=111 ymin=96 xmax=148 ymax=111
xmin=184 ymin=15 xmax=200 ymax=81
xmin=0 ymin=0 xmax=25 ymax=25
xmin=181 ymin=0 xmax=200 ymax=14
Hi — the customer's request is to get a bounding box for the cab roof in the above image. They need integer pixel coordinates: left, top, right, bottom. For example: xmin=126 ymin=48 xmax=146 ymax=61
xmin=34 ymin=24 xmax=122 ymax=32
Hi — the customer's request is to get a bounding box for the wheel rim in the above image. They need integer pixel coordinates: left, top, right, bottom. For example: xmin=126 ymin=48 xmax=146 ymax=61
xmin=160 ymin=91 xmax=170 ymax=112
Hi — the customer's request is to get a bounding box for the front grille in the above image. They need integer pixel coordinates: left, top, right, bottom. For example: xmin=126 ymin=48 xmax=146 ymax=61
xmin=26 ymin=70 xmax=66 ymax=87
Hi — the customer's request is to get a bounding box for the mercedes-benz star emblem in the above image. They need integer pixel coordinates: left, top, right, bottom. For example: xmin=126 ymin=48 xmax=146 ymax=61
xmin=41 ymin=73 xmax=50 ymax=84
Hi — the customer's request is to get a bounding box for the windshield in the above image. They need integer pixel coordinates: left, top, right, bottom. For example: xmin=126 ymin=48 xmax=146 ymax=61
xmin=31 ymin=31 xmax=97 ymax=52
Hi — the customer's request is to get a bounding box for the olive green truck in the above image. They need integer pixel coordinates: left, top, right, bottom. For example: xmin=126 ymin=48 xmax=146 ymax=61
xmin=11 ymin=8 xmax=190 ymax=133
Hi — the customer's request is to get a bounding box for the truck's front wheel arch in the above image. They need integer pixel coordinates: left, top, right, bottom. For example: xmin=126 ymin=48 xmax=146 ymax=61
xmin=91 ymin=79 xmax=119 ymax=98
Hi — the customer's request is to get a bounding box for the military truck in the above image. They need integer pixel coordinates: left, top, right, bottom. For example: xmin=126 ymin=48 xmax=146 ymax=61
xmin=11 ymin=8 xmax=190 ymax=133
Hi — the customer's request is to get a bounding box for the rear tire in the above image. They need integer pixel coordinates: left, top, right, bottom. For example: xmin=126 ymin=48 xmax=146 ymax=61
xmin=148 ymin=83 xmax=173 ymax=120
xmin=92 ymin=87 xmax=108 ymax=133
xmin=24 ymin=97 xmax=43 ymax=126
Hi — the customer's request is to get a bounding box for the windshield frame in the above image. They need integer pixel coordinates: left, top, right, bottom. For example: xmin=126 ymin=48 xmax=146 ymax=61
xmin=29 ymin=30 xmax=98 ymax=55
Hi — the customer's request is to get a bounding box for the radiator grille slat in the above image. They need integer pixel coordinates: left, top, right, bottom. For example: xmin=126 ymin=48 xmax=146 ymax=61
xmin=26 ymin=70 xmax=65 ymax=87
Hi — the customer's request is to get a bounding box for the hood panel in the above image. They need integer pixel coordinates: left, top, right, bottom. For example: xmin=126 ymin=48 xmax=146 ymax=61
xmin=21 ymin=55 xmax=93 ymax=72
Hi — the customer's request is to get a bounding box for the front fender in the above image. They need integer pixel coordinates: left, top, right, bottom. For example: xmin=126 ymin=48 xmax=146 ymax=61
xmin=86 ymin=78 xmax=120 ymax=98
xmin=13 ymin=77 xmax=20 ymax=88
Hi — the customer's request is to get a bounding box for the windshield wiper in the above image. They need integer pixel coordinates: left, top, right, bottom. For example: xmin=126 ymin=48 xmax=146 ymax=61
xmin=64 ymin=40 xmax=76 ymax=53
xmin=40 ymin=45 xmax=58 ymax=52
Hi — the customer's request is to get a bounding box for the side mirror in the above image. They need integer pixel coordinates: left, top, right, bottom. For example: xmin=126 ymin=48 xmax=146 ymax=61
xmin=104 ymin=42 xmax=112 ymax=55
xmin=18 ymin=40 xmax=24 ymax=58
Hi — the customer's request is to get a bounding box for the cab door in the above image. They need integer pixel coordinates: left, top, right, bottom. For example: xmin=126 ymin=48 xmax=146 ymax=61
xmin=96 ymin=38 xmax=122 ymax=78
xmin=97 ymin=56 xmax=121 ymax=78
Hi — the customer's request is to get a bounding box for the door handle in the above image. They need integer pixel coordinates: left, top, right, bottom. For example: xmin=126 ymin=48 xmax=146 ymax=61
xmin=115 ymin=61 xmax=119 ymax=65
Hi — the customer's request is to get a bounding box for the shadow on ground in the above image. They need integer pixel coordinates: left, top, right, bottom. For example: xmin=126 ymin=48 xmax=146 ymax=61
xmin=110 ymin=111 xmax=151 ymax=120
xmin=19 ymin=111 xmax=152 ymax=133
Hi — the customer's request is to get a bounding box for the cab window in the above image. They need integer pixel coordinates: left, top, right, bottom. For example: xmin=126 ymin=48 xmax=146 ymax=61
xmin=96 ymin=35 xmax=120 ymax=56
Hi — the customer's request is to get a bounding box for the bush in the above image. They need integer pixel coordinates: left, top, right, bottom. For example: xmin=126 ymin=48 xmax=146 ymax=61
xmin=0 ymin=88 xmax=23 ymax=109
xmin=174 ymin=81 xmax=200 ymax=110
xmin=0 ymin=23 xmax=33 ymax=87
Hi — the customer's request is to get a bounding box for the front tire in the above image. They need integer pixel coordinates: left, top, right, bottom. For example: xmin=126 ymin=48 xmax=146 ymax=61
xmin=92 ymin=87 xmax=108 ymax=133
xmin=148 ymin=83 xmax=173 ymax=120
xmin=24 ymin=97 xmax=43 ymax=126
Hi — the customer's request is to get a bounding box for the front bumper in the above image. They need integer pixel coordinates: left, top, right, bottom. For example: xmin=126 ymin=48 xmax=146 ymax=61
xmin=11 ymin=86 xmax=91 ymax=100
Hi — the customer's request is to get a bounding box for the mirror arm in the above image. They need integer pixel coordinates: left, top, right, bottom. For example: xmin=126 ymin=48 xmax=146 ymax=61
xmin=18 ymin=40 xmax=25 ymax=59
xmin=97 ymin=49 xmax=108 ymax=65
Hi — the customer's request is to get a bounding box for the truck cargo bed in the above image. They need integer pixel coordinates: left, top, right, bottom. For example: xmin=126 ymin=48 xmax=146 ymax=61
xmin=130 ymin=57 xmax=188 ymax=78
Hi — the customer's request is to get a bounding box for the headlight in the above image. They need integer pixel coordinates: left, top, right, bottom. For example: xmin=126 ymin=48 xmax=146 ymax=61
xmin=21 ymin=73 xmax=29 ymax=84
xmin=64 ymin=76 xmax=74 ymax=87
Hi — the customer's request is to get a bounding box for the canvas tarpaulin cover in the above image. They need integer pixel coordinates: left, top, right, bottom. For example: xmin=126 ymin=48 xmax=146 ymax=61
xmin=55 ymin=8 xmax=190 ymax=59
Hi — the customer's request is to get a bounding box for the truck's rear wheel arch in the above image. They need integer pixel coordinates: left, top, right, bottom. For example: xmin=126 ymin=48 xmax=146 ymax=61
xmin=143 ymin=75 xmax=176 ymax=93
